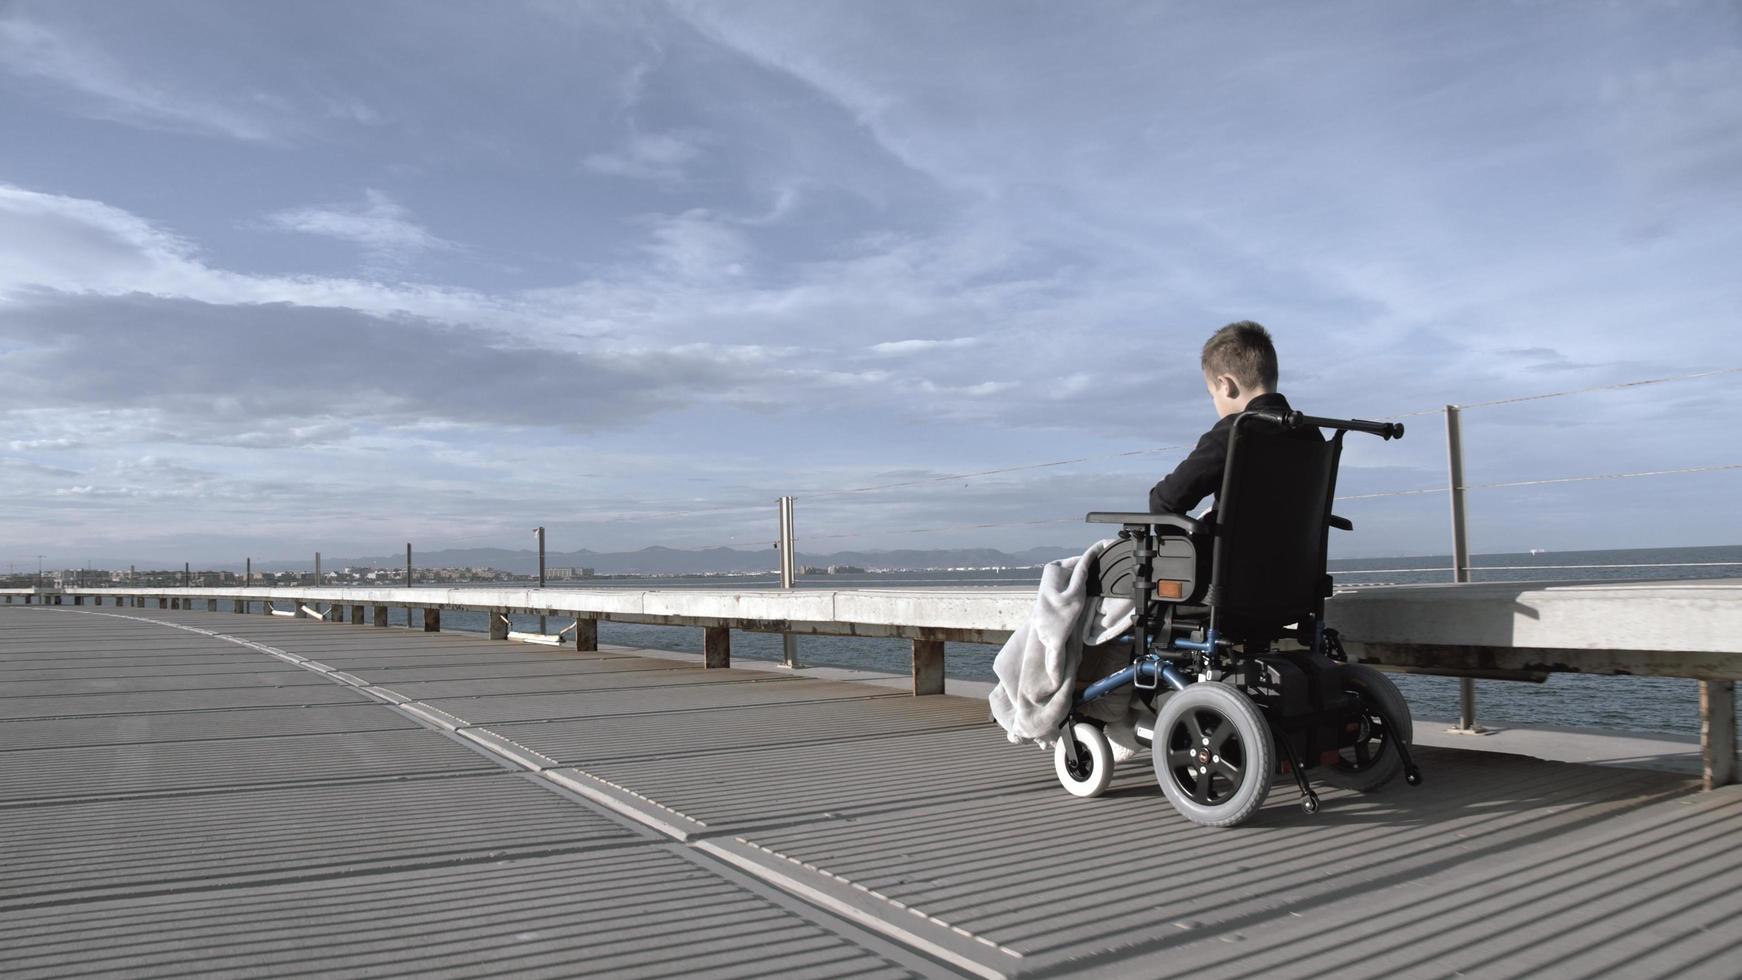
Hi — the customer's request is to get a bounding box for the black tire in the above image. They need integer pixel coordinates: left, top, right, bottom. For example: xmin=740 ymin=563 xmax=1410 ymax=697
xmin=1153 ymin=683 xmax=1273 ymax=827
xmin=1318 ymin=664 xmax=1413 ymax=792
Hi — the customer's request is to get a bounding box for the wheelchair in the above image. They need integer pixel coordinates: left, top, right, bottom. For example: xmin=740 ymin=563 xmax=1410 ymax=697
xmin=1053 ymin=408 xmax=1420 ymax=827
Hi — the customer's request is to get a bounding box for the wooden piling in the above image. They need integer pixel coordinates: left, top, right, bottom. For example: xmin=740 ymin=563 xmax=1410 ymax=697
xmin=1702 ymin=680 xmax=1737 ymax=789
xmin=912 ymin=639 xmax=946 ymax=696
xmin=703 ymin=625 xmax=730 ymax=668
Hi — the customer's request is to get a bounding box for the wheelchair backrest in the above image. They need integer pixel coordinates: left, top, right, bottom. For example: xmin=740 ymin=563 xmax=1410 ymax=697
xmin=1208 ymin=412 xmax=1342 ymax=635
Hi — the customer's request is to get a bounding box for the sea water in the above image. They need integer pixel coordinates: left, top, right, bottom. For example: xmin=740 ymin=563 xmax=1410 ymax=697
xmin=376 ymin=544 xmax=1742 ymax=739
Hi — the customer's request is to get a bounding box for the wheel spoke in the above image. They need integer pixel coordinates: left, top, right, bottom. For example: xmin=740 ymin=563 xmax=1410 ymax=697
xmin=1183 ymin=713 xmax=1205 ymax=746
xmin=1209 ymin=719 xmax=1237 ymax=753
xmin=1354 ymin=739 xmax=1371 ymax=767
xmin=1214 ymin=760 xmax=1242 ymax=784
xmin=1194 ymin=767 xmax=1212 ymax=803
xmin=1167 ymin=748 xmax=1195 ymax=767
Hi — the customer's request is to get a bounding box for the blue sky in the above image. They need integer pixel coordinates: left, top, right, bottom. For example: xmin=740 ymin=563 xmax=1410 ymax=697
xmin=1 ymin=0 xmax=1738 ymax=568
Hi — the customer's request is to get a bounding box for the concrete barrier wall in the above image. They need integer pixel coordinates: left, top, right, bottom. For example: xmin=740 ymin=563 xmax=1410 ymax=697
xmin=9 ymin=579 xmax=1740 ymax=673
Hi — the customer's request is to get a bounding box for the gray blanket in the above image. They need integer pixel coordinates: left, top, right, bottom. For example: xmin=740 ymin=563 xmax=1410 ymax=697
xmin=988 ymin=538 xmax=1135 ymax=748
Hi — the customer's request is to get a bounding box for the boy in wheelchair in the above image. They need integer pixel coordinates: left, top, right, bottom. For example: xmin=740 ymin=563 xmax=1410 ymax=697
xmin=991 ymin=322 xmax=1419 ymax=827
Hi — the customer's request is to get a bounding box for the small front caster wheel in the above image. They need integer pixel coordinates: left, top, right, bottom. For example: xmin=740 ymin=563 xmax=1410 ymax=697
xmin=1055 ymin=722 xmax=1114 ymax=798
xmin=1301 ymin=794 xmax=1320 ymax=815
xmin=1405 ymin=767 xmax=1423 ymax=787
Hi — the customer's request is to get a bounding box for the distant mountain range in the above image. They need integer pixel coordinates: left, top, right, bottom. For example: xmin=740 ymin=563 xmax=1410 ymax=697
xmin=232 ymin=545 xmax=1083 ymax=576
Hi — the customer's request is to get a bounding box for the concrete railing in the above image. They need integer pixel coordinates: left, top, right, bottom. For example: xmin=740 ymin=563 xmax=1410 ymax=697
xmin=7 ymin=578 xmax=1738 ymax=787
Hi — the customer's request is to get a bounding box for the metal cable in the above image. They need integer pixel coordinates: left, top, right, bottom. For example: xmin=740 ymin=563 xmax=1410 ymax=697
xmin=807 ymin=516 xmax=1083 ymax=541
xmin=1331 ymin=561 xmax=1742 ymax=575
xmin=796 ymin=446 xmax=1187 ymax=499
xmin=804 ymin=462 xmax=1742 ymax=541
xmin=1388 ymin=367 xmax=1742 ymax=418
xmin=1335 ymin=462 xmax=1742 ymax=501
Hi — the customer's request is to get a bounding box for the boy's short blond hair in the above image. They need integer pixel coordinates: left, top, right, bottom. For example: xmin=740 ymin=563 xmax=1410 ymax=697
xmin=1201 ymin=321 xmax=1279 ymax=391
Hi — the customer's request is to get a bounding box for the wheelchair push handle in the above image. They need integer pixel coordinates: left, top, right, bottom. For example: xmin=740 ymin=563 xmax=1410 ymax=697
xmin=1328 ymin=416 xmax=1405 ymax=441
xmin=1248 ymin=409 xmax=1404 ymax=441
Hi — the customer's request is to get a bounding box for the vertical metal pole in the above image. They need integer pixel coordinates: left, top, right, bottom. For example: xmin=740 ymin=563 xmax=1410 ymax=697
xmin=779 ymin=496 xmax=799 ymax=668
xmin=1446 ymin=405 xmax=1482 ymax=733
xmin=314 ymin=552 xmax=321 ymax=587
xmin=406 ymin=543 xmax=413 ymax=627
xmin=246 ymin=557 xmax=251 ymax=588
xmin=183 ymin=562 xmax=189 ymax=588
xmin=536 ymin=526 xmax=546 ymax=635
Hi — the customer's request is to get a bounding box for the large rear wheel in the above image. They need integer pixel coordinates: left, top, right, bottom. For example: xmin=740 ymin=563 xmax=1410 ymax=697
xmin=1153 ymin=683 xmax=1273 ymax=827
xmin=1318 ymin=664 xmax=1412 ymax=792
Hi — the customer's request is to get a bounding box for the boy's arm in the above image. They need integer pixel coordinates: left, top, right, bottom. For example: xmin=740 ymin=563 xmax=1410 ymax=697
xmin=1148 ymin=427 xmax=1227 ymax=516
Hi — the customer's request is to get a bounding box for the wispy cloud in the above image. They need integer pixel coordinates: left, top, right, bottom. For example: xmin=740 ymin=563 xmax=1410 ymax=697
xmin=0 ymin=15 xmax=278 ymax=141
xmin=869 ymin=337 xmax=981 ymax=356
xmin=583 ymin=130 xmax=707 ymax=182
xmin=262 ymin=189 xmax=455 ymax=261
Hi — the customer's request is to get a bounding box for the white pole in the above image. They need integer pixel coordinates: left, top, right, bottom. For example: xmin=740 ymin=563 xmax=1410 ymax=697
xmin=779 ymin=496 xmax=799 ymax=668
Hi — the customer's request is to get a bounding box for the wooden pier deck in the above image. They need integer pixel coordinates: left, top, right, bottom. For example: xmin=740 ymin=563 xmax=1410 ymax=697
xmin=4 ymin=604 xmax=1740 ymax=979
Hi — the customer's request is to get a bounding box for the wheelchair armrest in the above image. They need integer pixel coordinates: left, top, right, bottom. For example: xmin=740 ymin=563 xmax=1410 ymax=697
xmin=1329 ymin=514 xmax=1353 ymax=531
xmin=1085 ymin=511 xmax=1203 ymax=536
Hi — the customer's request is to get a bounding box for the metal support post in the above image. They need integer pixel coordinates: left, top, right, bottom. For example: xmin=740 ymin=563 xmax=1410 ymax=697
xmin=535 ymin=526 xmax=546 ymax=635
xmin=703 ymin=625 xmax=730 ymax=668
xmin=913 ymin=639 xmax=946 ymax=696
xmin=778 ymin=495 xmax=800 ymax=668
xmin=406 ymin=543 xmax=413 ymax=627
xmin=246 ymin=557 xmax=251 ymax=588
xmin=314 ymin=552 xmax=320 ymax=588
xmin=1445 ymin=405 xmax=1485 ymax=734
xmin=1702 ymin=680 xmax=1737 ymax=789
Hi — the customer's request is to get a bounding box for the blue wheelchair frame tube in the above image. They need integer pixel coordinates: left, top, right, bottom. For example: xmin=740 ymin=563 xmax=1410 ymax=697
xmin=1074 ymin=627 xmax=1215 ymax=707
xmin=1077 ymin=659 xmax=1189 ymax=705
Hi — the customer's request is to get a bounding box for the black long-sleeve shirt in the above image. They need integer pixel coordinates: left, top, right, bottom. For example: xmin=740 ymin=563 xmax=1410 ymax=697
xmin=1148 ymin=392 xmax=1294 ymax=515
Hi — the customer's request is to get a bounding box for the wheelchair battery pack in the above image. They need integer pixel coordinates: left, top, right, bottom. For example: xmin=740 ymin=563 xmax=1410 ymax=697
xmin=1243 ymin=652 xmax=1355 ymax=770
